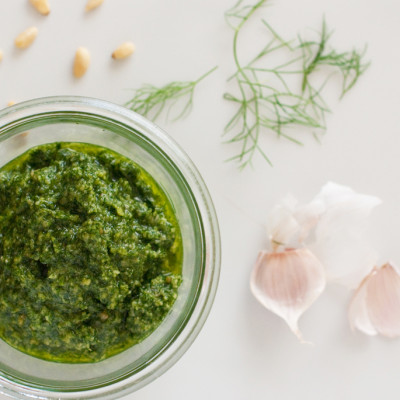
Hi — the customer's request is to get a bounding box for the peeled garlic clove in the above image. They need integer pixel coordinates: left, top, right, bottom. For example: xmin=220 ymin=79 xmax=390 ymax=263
xmin=349 ymin=263 xmax=400 ymax=337
xmin=250 ymin=248 xmax=326 ymax=341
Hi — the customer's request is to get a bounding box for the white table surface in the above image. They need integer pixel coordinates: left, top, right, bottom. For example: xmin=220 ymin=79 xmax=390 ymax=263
xmin=1 ymin=0 xmax=400 ymax=399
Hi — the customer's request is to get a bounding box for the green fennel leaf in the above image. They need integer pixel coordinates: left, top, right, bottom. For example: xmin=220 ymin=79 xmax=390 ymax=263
xmin=224 ymin=2 xmax=369 ymax=169
xmin=125 ymin=66 xmax=218 ymax=122
xmin=299 ymin=19 xmax=370 ymax=98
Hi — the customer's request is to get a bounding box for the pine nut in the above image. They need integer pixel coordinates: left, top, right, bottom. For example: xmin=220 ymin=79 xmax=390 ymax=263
xmin=85 ymin=0 xmax=104 ymax=12
xmin=29 ymin=0 xmax=50 ymax=16
xmin=112 ymin=42 xmax=136 ymax=60
xmin=15 ymin=27 xmax=38 ymax=49
xmin=73 ymin=47 xmax=91 ymax=78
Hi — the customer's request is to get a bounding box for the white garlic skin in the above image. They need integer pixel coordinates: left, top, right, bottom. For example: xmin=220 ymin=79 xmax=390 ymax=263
xmin=266 ymin=182 xmax=381 ymax=288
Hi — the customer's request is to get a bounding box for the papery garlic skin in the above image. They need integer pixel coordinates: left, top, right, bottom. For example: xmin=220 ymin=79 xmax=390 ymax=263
xmin=267 ymin=196 xmax=301 ymax=249
xmin=266 ymin=195 xmax=323 ymax=250
xmin=309 ymin=182 xmax=381 ymax=288
xmin=349 ymin=263 xmax=400 ymax=338
xmin=267 ymin=182 xmax=381 ymax=288
xmin=250 ymin=248 xmax=326 ymax=341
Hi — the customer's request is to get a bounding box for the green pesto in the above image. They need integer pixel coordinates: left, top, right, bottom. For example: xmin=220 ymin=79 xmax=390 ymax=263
xmin=0 ymin=142 xmax=182 ymax=363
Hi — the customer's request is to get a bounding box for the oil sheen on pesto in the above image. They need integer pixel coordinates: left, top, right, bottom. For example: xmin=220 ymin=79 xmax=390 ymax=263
xmin=0 ymin=142 xmax=183 ymax=363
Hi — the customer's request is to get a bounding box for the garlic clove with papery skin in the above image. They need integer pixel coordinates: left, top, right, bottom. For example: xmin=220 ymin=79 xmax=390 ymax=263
xmin=250 ymin=248 xmax=326 ymax=341
xmin=349 ymin=263 xmax=400 ymax=338
xmin=267 ymin=182 xmax=381 ymax=288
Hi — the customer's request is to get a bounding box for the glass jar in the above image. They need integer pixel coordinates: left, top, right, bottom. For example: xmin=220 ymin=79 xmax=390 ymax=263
xmin=0 ymin=96 xmax=221 ymax=399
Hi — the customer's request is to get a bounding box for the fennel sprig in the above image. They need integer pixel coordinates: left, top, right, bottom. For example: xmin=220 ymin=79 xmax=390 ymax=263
xmin=299 ymin=19 xmax=370 ymax=98
xmin=224 ymin=1 xmax=369 ymax=169
xmin=125 ymin=66 xmax=217 ymax=122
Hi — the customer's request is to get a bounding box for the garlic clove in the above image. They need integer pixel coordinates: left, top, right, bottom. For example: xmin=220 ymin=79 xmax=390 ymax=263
xmin=348 ymin=271 xmax=377 ymax=336
xmin=349 ymin=263 xmax=400 ymax=338
xmin=250 ymin=248 xmax=326 ymax=341
xmin=367 ymin=263 xmax=400 ymax=337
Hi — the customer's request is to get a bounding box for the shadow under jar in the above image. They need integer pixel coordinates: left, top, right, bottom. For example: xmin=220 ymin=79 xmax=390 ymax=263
xmin=0 ymin=96 xmax=221 ymax=400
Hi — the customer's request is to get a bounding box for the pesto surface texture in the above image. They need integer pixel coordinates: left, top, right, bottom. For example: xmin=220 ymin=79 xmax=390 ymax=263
xmin=0 ymin=142 xmax=182 ymax=363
